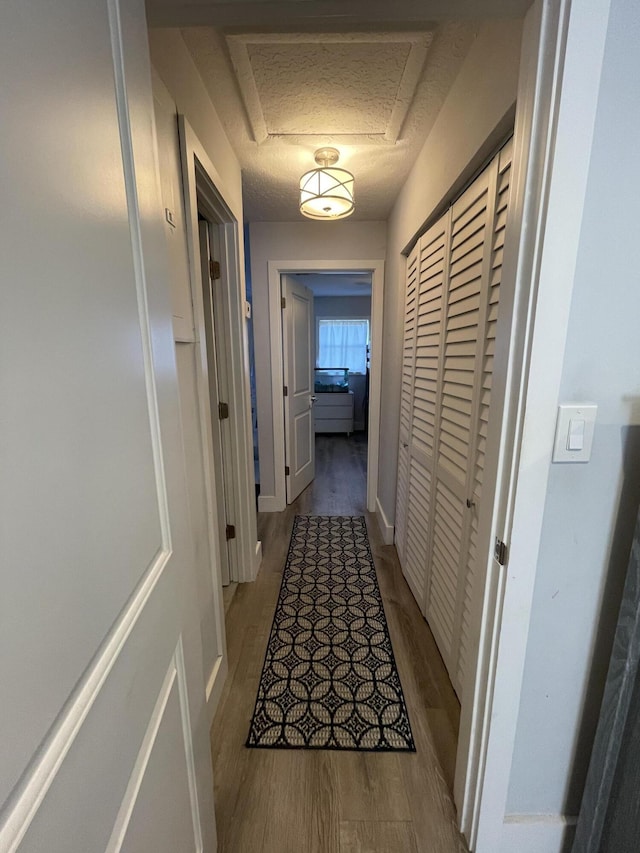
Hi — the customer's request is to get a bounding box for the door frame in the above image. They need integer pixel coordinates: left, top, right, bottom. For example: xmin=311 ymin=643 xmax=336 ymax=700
xmin=454 ymin=0 xmax=614 ymax=849
xmin=196 ymin=219 xmax=232 ymax=588
xmin=179 ymin=116 xmax=261 ymax=587
xmin=265 ymin=258 xmax=384 ymax=514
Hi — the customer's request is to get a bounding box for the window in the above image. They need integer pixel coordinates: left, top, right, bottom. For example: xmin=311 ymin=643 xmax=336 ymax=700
xmin=317 ymin=319 xmax=370 ymax=374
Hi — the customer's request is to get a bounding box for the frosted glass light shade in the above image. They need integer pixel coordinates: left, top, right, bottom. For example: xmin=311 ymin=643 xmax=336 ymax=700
xmin=299 ymin=167 xmax=355 ymax=220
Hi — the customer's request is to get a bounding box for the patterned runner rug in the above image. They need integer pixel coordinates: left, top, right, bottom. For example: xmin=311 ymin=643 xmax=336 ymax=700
xmin=246 ymin=516 xmax=415 ymax=751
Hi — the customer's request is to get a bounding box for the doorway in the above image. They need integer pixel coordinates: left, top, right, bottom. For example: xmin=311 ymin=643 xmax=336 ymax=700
xmin=281 ymin=271 xmax=372 ymax=506
xmin=267 ymin=258 xmax=384 ymax=518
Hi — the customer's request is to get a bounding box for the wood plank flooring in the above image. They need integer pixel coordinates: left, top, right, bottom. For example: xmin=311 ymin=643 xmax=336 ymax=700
xmin=211 ymin=435 xmax=468 ymax=852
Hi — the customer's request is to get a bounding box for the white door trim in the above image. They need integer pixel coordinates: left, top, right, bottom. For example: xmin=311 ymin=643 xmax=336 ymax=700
xmin=264 ymin=258 xmax=384 ymax=514
xmin=197 ymin=220 xmax=232 ymax=589
xmin=179 ymin=116 xmax=261 ymax=589
xmin=454 ymin=0 xmax=614 ymax=849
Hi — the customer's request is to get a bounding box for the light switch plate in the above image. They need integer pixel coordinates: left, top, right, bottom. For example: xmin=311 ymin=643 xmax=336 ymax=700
xmin=552 ymin=403 xmax=597 ymax=463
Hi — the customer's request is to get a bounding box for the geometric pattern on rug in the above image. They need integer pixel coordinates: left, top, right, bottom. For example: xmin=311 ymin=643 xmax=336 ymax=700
xmin=246 ymin=516 xmax=415 ymax=751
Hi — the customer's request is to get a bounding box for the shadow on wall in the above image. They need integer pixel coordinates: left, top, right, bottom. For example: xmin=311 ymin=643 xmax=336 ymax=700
xmin=569 ymin=418 xmax=640 ymax=814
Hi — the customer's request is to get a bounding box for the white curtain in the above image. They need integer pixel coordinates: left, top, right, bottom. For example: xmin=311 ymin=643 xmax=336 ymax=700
xmin=317 ymin=319 xmax=369 ymax=374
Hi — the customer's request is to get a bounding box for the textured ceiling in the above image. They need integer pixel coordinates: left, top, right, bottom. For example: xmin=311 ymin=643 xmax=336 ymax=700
xmin=227 ymin=32 xmax=433 ymax=142
xmin=180 ymin=21 xmax=478 ymax=221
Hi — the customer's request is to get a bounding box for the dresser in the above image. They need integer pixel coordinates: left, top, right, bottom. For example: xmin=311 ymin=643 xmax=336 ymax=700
xmin=314 ymin=391 xmax=354 ymax=435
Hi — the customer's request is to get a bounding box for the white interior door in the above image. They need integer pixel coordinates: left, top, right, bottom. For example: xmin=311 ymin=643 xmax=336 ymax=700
xmin=0 ymin=1 xmax=217 ymax=850
xmin=282 ymin=275 xmax=315 ymax=503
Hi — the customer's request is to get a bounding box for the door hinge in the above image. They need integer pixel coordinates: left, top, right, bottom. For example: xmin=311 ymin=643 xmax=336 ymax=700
xmin=225 ymin=523 xmax=236 ymax=541
xmin=494 ymin=538 xmax=508 ymax=566
xmin=218 ymin=401 xmax=229 ymax=420
xmin=285 ymin=466 xmax=290 ymax=476
xmin=281 ymin=296 xmax=286 ymax=309
xmin=283 ymin=385 xmax=288 ymax=397
xmin=209 ymin=258 xmax=221 ymax=280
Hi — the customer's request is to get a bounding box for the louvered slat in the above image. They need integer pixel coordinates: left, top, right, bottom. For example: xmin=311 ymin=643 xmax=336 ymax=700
xmin=411 ymin=222 xmax=447 ymax=465
xmin=403 ymin=456 xmax=432 ymax=603
xmin=399 ymin=247 xmax=419 ymax=440
xmin=399 ymin=218 xmax=449 ymax=612
xmin=395 ymin=243 xmax=419 ymax=564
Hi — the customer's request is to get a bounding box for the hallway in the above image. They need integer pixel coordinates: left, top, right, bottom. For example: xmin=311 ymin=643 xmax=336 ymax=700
xmin=211 ymin=435 xmax=466 ymax=852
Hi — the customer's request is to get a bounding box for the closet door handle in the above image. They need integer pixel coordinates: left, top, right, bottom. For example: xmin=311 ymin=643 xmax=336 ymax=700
xmin=402 ymin=441 xmax=408 ymax=448
xmin=466 ymin=498 xmax=475 ymax=508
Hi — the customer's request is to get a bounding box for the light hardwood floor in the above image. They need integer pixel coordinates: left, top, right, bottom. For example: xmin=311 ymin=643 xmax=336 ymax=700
xmin=211 ymin=435 xmax=468 ymax=852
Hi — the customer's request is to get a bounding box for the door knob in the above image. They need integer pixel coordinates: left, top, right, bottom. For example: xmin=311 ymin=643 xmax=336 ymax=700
xmin=310 ymin=395 xmax=317 ymax=407
xmin=466 ymin=498 xmax=475 ymax=508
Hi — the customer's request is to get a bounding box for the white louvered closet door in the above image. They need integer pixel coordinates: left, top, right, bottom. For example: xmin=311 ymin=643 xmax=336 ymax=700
xmin=396 ymin=216 xmax=450 ymax=607
xmin=424 ymin=162 xmax=496 ymax=691
xmin=393 ymin=139 xmax=514 ymax=702
xmin=394 ymin=243 xmax=419 ymax=566
xmin=452 ymin=139 xmax=513 ymax=693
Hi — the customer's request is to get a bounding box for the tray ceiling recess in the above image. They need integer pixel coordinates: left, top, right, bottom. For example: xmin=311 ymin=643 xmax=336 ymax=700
xmin=226 ymin=32 xmax=434 ymax=145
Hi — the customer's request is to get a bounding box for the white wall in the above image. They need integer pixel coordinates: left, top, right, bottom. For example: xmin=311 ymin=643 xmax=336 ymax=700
xmin=314 ymin=295 xmax=372 ymax=429
xmin=506 ymin=0 xmax=640 ymax=823
xmin=249 ymin=221 xmax=385 ymax=501
xmin=379 ymin=20 xmax=523 ymax=526
xmin=149 ymin=29 xmax=245 ymax=339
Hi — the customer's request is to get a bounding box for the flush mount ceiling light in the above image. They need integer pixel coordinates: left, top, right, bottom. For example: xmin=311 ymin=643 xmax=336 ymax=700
xmin=299 ymin=148 xmax=355 ymax=221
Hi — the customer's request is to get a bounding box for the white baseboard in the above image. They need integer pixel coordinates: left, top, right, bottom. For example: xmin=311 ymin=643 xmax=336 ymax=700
xmin=500 ymin=815 xmax=577 ymax=853
xmin=257 ymin=494 xmax=286 ymax=513
xmin=253 ymin=540 xmax=263 ymax=577
xmin=375 ymin=497 xmax=394 ymax=545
